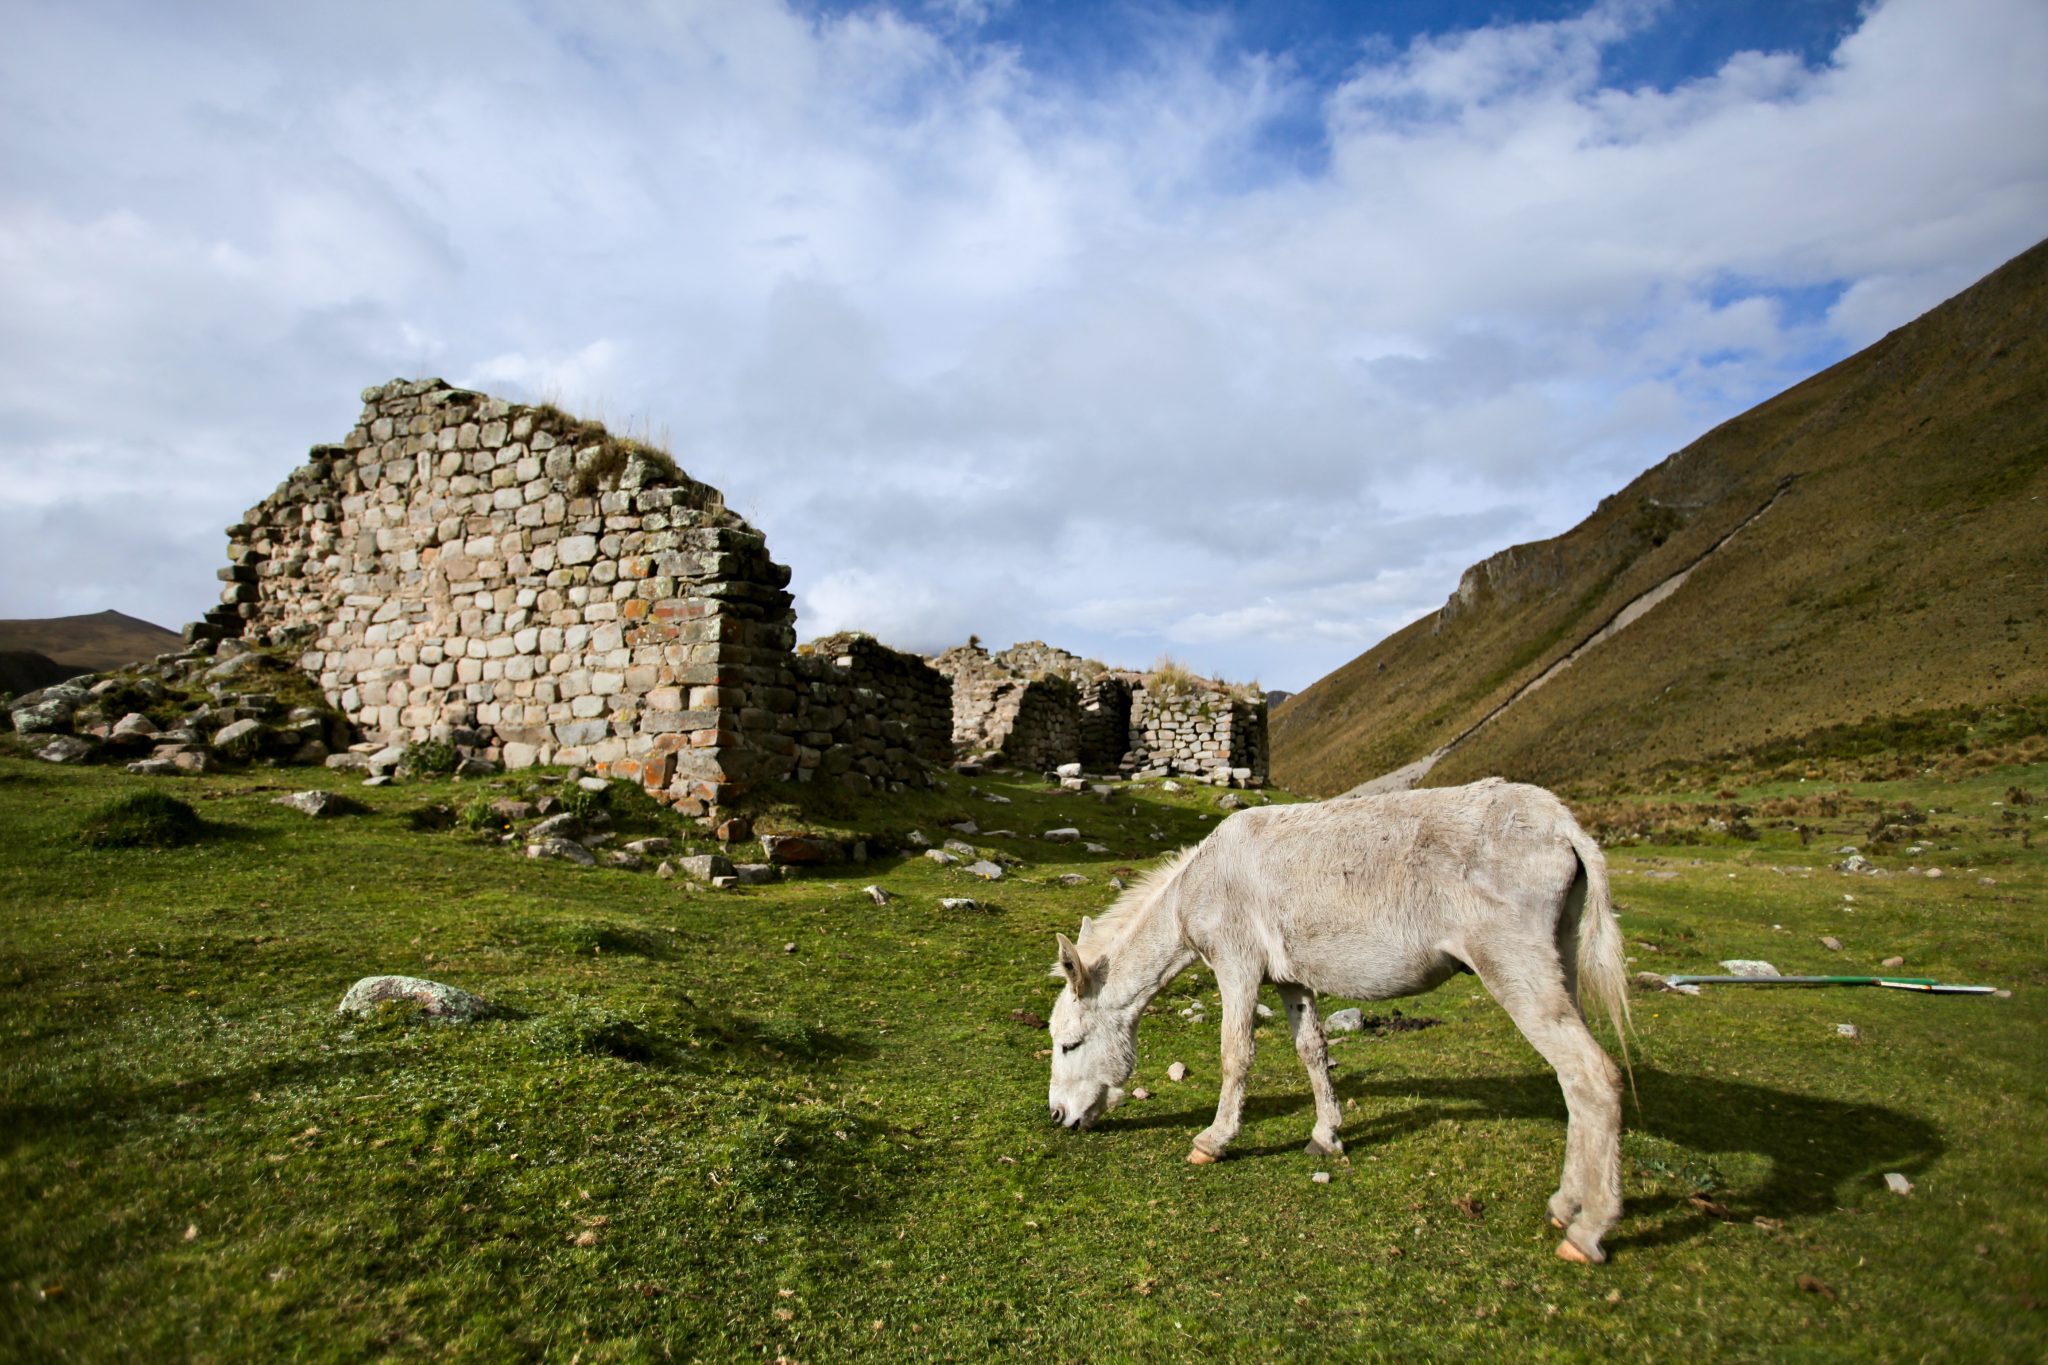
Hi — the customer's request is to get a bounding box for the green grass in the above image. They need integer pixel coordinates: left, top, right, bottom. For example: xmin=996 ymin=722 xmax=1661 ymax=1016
xmin=1 ymin=757 xmax=2042 ymax=1360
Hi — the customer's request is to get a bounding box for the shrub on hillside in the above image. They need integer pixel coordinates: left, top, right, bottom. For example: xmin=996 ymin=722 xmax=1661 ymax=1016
xmin=77 ymin=791 xmax=208 ymax=849
xmin=401 ymin=739 xmax=459 ymax=776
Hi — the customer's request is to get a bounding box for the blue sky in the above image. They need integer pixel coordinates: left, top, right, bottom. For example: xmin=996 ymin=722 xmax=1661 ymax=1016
xmin=1 ymin=0 xmax=2043 ymax=689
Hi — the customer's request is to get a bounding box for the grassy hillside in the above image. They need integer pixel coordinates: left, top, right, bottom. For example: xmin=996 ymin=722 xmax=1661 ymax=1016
xmin=0 ymin=610 xmax=185 ymax=672
xmin=0 ymin=650 xmax=89 ymax=698
xmin=1274 ymin=239 xmax=2048 ymax=797
xmin=1 ymin=750 xmax=2042 ymax=1359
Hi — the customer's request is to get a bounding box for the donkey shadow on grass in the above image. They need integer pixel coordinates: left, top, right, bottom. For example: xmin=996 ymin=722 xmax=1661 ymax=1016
xmin=1106 ymin=1067 xmax=1942 ymax=1255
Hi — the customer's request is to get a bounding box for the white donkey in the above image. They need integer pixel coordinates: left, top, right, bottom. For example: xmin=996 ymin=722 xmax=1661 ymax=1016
xmin=1047 ymin=779 xmax=1632 ymax=1264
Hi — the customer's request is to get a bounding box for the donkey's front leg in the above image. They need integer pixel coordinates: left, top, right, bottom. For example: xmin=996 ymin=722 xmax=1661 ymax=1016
xmin=1275 ymin=982 xmax=1344 ymax=1156
xmin=1188 ymin=966 xmax=1260 ymax=1163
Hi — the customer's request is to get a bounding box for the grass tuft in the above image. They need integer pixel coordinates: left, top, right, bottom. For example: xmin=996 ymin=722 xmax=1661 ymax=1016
xmin=75 ymin=790 xmax=209 ymax=848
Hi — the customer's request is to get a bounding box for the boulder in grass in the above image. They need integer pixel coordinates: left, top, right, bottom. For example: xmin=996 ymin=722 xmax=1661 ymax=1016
xmin=211 ymin=718 xmax=271 ymax=760
xmin=36 ymin=734 xmax=99 ymax=764
xmin=337 ymin=975 xmax=492 ymax=1023
xmin=275 ymin=790 xmax=363 ymax=818
xmin=527 ymin=837 xmax=596 ymax=866
xmin=107 ymin=713 xmax=161 ymax=750
xmin=675 ymin=853 xmax=736 ymax=882
xmin=733 ymin=863 xmax=778 ymax=885
xmin=1043 ymin=828 xmax=1082 ymax=843
xmin=965 ymin=860 xmax=1005 ymax=881
xmin=762 ymin=833 xmax=836 ymax=865
xmin=12 ymin=695 xmax=79 ymax=735
xmin=527 ymin=812 xmax=583 ymax=841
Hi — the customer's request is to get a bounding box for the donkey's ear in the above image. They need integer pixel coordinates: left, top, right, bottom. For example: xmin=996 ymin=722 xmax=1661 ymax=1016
xmin=1078 ymin=915 xmax=1094 ymax=940
xmin=1055 ymin=933 xmax=1091 ymax=994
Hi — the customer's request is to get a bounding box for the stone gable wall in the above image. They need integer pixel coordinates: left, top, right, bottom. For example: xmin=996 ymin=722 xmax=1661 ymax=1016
xmin=197 ymin=379 xmax=937 ymax=813
xmin=1127 ymin=688 xmax=1269 ymax=782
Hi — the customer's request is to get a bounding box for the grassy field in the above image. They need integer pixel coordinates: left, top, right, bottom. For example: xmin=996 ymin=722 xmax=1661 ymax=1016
xmin=1 ymin=753 xmax=2043 ymax=1361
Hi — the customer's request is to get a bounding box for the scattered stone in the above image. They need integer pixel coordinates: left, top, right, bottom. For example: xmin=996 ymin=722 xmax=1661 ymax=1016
xmin=943 ymin=838 xmax=978 ymax=855
xmin=361 ymin=774 xmax=391 ymax=787
xmin=11 ymin=695 xmax=79 ymax=735
xmin=783 ymin=941 xmax=797 ymax=954
xmin=337 ymin=975 xmax=491 ymax=1023
xmin=210 ymin=718 xmax=271 ymax=760
xmin=675 ymin=854 xmax=736 ymax=882
xmin=1820 ymin=936 xmax=1843 ymax=952
xmin=1057 ymin=874 xmax=1089 ymax=887
xmin=367 ymin=744 xmax=407 ymax=776
xmin=528 ymin=812 xmax=583 ymax=841
xmin=1060 ymin=777 xmax=1087 ymax=792
xmin=939 ymin=897 xmax=980 ymax=911
xmin=1056 ymin=762 xmax=1084 ymax=779
xmin=621 ymin=837 xmax=669 ymax=856
xmin=710 ymin=875 xmax=739 ymax=890
xmin=965 ymin=861 xmax=1005 ymax=881
xmin=763 ymin=833 xmax=835 ymax=865
xmin=1167 ymin=1061 xmax=1188 ymax=1082
xmin=1311 ymin=1171 xmax=1331 ymax=1185
xmin=905 ymin=829 xmax=930 ymax=847
xmin=1719 ymin=960 xmax=1780 ymax=978
xmin=656 ymin=860 xmax=675 ymax=879
xmin=926 ymin=849 xmax=960 ymax=866
xmin=108 ymin=713 xmax=160 ymax=747
xmin=1043 ymin=828 xmax=1082 ymax=843
xmin=1881 ymin=956 xmax=1905 ymax=968
xmin=1107 ymin=876 xmax=1126 ymax=890
xmin=1326 ymin=1008 xmax=1364 ymax=1033
xmin=125 ymin=758 xmax=180 ymax=776
xmin=574 ymin=776 xmax=609 ymax=793
xmin=527 ymin=837 xmax=596 ymax=866
xmin=1922 ymin=867 xmax=1944 ymax=879
xmin=983 ymin=794 xmax=1012 ymax=805
xmin=1131 ymin=1087 xmax=1150 ymax=1101
xmin=1883 ymin=1172 xmax=1913 ymax=1195
xmin=1085 ymin=842 xmax=1110 ymax=854
xmin=1255 ymin=1002 xmax=1273 ymax=1019
xmin=454 ymin=755 xmax=498 ymax=777
xmin=1836 ymin=1023 xmax=1861 ymax=1040
xmin=605 ymin=850 xmax=648 ymax=871
xmin=949 ymin=821 xmax=980 ymax=836
xmin=1836 ymin=854 xmax=1876 ymax=874
xmin=714 ymin=817 xmax=752 ymax=843
xmin=325 ymin=751 xmax=372 ymax=772
xmin=274 ymin=790 xmax=358 ymax=818
xmin=863 ymin=884 xmax=891 ymax=905
xmin=1216 ymin=793 xmax=1244 ymax=811
xmin=1160 ymin=780 xmax=1183 ymax=793
xmin=733 ymin=863 xmax=778 ymax=885
xmin=34 ymin=735 xmax=98 ymax=764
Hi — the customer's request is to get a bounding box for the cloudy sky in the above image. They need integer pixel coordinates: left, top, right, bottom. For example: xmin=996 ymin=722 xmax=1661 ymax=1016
xmin=2 ymin=0 xmax=2044 ymax=690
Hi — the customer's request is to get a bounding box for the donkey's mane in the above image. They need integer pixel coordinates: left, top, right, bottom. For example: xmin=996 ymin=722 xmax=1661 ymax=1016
xmin=1083 ymin=844 xmax=1200 ymax=948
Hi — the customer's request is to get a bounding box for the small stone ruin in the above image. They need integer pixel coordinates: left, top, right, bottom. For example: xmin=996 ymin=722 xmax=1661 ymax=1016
xmin=180 ymin=378 xmax=1266 ymax=810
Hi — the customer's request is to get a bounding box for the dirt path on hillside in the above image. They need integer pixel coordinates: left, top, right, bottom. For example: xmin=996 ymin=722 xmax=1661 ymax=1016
xmin=1342 ymin=478 xmax=1794 ymax=798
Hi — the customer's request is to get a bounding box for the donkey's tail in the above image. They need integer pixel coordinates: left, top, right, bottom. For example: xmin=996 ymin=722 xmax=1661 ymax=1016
xmin=1563 ymin=821 xmax=1635 ymax=1097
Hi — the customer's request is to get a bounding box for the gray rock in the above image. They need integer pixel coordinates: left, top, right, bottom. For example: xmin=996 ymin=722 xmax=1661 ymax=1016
xmin=1835 ymin=1023 xmax=1861 ymax=1040
xmin=361 ymin=774 xmax=391 ymax=787
xmin=527 ymin=837 xmax=596 ymax=866
xmin=925 ymin=849 xmax=960 ymax=867
xmin=367 ymin=744 xmax=407 ymax=775
xmin=1160 ymin=780 xmax=1183 ymax=793
xmin=1884 ymin=1172 xmax=1913 ymax=1196
xmin=1836 ymin=854 xmax=1875 ymax=874
xmin=107 ymin=713 xmax=161 ymax=748
xmin=863 ymin=884 xmax=891 ymax=905
xmin=12 ymin=696 xmax=78 ymax=735
xmin=1167 ymin=1061 xmax=1188 ymax=1081
xmin=35 ymin=734 xmax=98 ymax=764
xmin=1055 ymin=762 xmax=1083 ymax=779
xmin=1085 ymin=842 xmax=1110 ymax=854
xmin=675 ymin=853 xmax=735 ymax=882
xmin=710 ymin=875 xmax=740 ymax=890
xmin=1043 ymin=828 xmax=1082 ymax=843
xmin=1057 ymin=873 xmax=1089 ymax=886
xmin=275 ymin=790 xmax=355 ymax=818
xmin=762 ymin=833 xmax=835 ymax=865
xmin=211 ymin=718 xmax=270 ymax=760
xmin=733 ymin=863 xmax=778 ymax=885
xmin=337 ymin=974 xmax=491 ymax=1023
xmin=527 ymin=812 xmax=583 ymax=841
xmin=454 ymin=755 xmax=499 ymax=778
xmin=1216 ymin=793 xmax=1244 ymax=812
xmin=575 ymin=775 xmax=609 ymax=793
xmin=948 ymin=821 xmax=979 ymax=836
xmin=1326 ymin=1008 xmax=1364 ymax=1033
xmin=325 ymin=751 xmax=373 ymax=772
xmin=905 ymin=829 xmax=931 ymax=847
xmin=939 ymin=897 xmax=980 ymax=911
xmin=965 ymin=860 xmax=1005 ymax=881
xmin=943 ymin=838 xmax=978 ymax=856
xmin=625 ymin=837 xmax=671 ymax=856
xmin=1820 ymin=935 xmax=1843 ymax=951
xmin=1718 ymin=959 xmax=1780 ymax=977
xmin=605 ymin=850 xmax=648 ymax=871
xmin=125 ymin=758 xmax=180 ymax=776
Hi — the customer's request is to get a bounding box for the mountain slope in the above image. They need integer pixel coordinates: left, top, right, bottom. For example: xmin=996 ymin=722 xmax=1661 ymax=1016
xmin=0 ymin=610 xmax=184 ymax=671
xmin=1273 ymin=239 xmax=2048 ymax=796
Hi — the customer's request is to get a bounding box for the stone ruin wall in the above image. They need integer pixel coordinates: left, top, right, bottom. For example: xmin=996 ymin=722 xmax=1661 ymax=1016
xmin=197 ymin=378 xmax=1270 ymax=804
xmin=198 ymin=379 xmax=941 ymax=813
xmin=1128 ymin=688 xmax=1269 ymax=782
xmin=932 ymin=641 xmax=1267 ymax=784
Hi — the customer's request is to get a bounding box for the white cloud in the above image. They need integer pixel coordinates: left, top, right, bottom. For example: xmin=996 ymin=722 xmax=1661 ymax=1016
xmin=0 ymin=0 xmax=2043 ymax=689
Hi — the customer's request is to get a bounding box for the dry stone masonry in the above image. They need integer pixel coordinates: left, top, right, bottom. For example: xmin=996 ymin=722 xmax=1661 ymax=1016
xmin=184 ymin=378 xmax=1269 ymax=807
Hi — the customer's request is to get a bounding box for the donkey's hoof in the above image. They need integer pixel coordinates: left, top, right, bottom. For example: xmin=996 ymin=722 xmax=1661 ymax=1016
xmin=1555 ymin=1236 xmax=1605 ymax=1266
xmin=1549 ymin=1216 xmax=1568 ymax=1231
xmin=1186 ymin=1148 xmax=1219 ymax=1165
xmin=1304 ymin=1137 xmax=1344 ymax=1157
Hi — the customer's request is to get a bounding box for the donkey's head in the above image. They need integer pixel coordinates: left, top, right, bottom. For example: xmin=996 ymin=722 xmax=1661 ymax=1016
xmin=1047 ymin=923 xmax=1139 ymax=1131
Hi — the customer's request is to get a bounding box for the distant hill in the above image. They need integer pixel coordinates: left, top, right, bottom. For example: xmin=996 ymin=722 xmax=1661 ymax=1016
xmin=0 ymin=651 xmax=89 ymax=697
xmin=1273 ymin=238 xmax=2048 ymax=796
xmin=0 ymin=610 xmax=184 ymax=672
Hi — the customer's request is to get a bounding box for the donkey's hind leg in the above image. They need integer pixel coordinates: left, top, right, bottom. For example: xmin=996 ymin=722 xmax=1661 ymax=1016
xmin=1465 ymin=938 xmax=1624 ymax=1265
xmin=1274 ymin=982 xmax=1344 ymax=1156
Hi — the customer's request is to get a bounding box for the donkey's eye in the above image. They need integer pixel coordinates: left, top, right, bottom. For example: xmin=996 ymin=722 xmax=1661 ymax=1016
xmin=1059 ymin=1041 xmax=1082 ymax=1054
